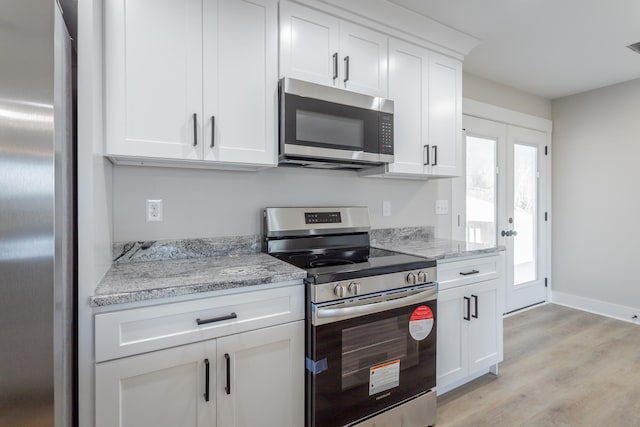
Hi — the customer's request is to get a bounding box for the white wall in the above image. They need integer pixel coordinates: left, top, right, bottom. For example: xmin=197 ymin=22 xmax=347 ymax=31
xmin=464 ymin=72 xmax=552 ymax=120
xmin=112 ymin=166 xmax=449 ymax=241
xmin=552 ymin=77 xmax=640 ymax=314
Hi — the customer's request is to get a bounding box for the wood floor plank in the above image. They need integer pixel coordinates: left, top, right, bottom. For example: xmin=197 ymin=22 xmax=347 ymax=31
xmin=436 ymin=304 xmax=640 ymax=426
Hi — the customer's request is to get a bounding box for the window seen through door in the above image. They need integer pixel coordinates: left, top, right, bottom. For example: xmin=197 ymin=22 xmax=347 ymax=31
xmin=466 ymin=136 xmax=497 ymax=246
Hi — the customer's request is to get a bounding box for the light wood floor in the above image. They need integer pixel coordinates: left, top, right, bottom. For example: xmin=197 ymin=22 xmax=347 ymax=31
xmin=436 ymin=303 xmax=640 ymax=426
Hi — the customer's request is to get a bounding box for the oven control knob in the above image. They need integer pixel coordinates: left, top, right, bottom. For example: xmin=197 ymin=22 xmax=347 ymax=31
xmin=348 ymin=281 xmax=361 ymax=295
xmin=334 ymin=284 xmax=347 ymax=298
xmin=406 ymin=272 xmax=417 ymax=285
xmin=417 ymin=271 xmax=428 ymax=283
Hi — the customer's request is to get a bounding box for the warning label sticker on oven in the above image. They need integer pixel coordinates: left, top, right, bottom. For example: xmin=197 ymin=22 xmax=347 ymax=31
xmin=369 ymin=359 xmax=400 ymax=396
xmin=409 ymin=305 xmax=433 ymax=341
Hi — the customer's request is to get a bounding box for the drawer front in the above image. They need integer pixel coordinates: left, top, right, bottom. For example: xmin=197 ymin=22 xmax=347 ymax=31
xmin=95 ymin=284 xmax=304 ymax=362
xmin=437 ymin=255 xmax=503 ymax=290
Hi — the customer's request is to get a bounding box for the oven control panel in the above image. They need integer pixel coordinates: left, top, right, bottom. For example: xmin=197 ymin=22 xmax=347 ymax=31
xmin=310 ymin=267 xmax=437 ymax=303
xmin=305 ymin=211 xmax=342 ymax=224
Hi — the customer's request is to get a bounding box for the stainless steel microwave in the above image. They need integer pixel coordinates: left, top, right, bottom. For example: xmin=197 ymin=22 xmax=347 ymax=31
xmin=278 ymin=78 xmax=394 ymax=170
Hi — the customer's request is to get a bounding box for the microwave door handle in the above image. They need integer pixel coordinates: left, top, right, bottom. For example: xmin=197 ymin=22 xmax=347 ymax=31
xmin=316 ymin=287 xmax=436 ymax=320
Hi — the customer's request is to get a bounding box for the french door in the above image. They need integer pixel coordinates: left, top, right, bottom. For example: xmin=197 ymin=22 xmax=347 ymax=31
xmin=455 ymin=116 xmax=549 ymax=313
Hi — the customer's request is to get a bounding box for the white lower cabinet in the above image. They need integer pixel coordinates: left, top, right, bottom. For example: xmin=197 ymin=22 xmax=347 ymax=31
xmin=95 ymin=341 xmax=216 ymax=427
xmin=436 ymin=255 xmax=504 ymax=394
xmin=96 ymin=321 xmax=303 ymax=427
xmin=94 ymin=285 xmax=305 ymax=427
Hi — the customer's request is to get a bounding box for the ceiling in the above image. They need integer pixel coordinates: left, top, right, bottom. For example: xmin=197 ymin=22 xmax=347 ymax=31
xmin=388 ymin=0 xmax=640 ymax=99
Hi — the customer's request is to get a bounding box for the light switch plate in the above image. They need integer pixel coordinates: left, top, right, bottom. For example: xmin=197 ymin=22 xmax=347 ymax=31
xmin=435 ymin=200 xmax=449 ymax=215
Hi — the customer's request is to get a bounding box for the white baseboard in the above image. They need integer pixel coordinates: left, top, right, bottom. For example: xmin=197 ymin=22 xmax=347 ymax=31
xmin=551 ymin=291 xmax=640 ymax=325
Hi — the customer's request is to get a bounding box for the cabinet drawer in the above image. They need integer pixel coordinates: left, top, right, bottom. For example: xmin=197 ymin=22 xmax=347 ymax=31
xmin=95 ymin=284 xmax=304 ymax=362
xmin=437 ymin=255 xmax=503 ymax=290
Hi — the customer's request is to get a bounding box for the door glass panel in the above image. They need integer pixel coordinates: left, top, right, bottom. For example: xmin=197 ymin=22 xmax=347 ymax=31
xmin=514 ymin=144 xmax=538 ymax=284
xmin=466 ymin=136 xmax=497 ymax=246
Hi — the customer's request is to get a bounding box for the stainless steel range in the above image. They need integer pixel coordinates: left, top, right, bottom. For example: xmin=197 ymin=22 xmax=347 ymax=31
xmin=263 ymin=207 xmax=437 ymax=427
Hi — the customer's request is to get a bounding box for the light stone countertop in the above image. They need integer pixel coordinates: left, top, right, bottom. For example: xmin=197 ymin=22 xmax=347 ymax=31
xmin=370 ymin=227 xmax=504 ymax=260
xmin=372 ymin=238 xmax=505 ymax=260
xmin=90 ymin=253 xmax=306 ymax=307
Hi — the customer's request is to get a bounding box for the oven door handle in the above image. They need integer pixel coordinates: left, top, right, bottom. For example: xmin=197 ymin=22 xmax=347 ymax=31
xmin=315 ymin=287 xmax=436 ymax=321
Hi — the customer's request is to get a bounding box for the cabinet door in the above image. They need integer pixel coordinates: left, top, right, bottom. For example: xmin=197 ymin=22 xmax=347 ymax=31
xmin=216 ymin=321 xmax=304 ymax=427
xmin=339 ymin=22 xmax=388 ymax=97
xmin=95 ymin=341 xmax=216 ymax=427
xmin=386 ymin=38 xmax=429 ymax=176
xmin=105 ymin=0 xmax=203 ymax=160
xmin=279 ymin=1 xmax=340 ymax=86
xmin=436 ymin=286 xmax=468 ymax=391
xmin=428 ymin=53 xmax=462 ymax=177
xmin=203 ymin=0 xmax=277 ymax=166
xmin=467 ymin=279 xmax=504 ymax=373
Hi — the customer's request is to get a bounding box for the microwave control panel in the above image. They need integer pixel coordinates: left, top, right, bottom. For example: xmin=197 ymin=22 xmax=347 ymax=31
xmin=379 ymin=113 xmax=394 ymax=155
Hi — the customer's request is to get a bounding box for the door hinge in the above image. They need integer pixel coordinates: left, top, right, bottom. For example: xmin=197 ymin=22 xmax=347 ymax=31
xmin=545 ymin=211 xmax=548 ymax=221
xmin=544 ymin=146 xmax=548 ymax=156
xmin=545 ymin=277 xmax=548 ymax=288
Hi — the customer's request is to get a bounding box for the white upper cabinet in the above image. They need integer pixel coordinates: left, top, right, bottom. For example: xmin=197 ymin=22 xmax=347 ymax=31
xmin=339 ymin=22 xmax=388 ymax=97
xmin=386 ymin=38 xmax=429 ymax=176
xmin=279 ymin=1 xmax=388 ymax=98
xmin=203 ymin=0 xmax=278 ymax=166
xmin=279 ymin=1 xmax=340 ymax=87
xmin=428 ymin=52 xmax=462 ymax=177
xmin=105 ymin=0 xmax=203 ymax=160
xmin=105 ymin=0 xmax=277 ymax=168
xmin=362 ymin=39 xmax=462 ymax=179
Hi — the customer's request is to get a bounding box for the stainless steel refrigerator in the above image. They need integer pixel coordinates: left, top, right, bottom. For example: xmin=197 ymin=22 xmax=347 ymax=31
xmin=0 ymin=1 xmax=75 ymax=426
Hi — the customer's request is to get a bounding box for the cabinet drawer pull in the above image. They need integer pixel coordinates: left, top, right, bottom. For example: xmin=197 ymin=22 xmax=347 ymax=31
xmin=459 ymin=270 xmax=480 ymax=276
xmin=472 ymin=294 xmax=478 ymax=319
xmin=423 ymin=144 xmax=430 ymax=166
xmin=196 ymin=312 xmax=237 ymax=326
xmin=332 ymin=52 xmax=338 ymax=81
xmin=224 ymin=353 xmax=231 ymax=395
xmin=463 ymin=296 xmax=471 ymax=321
xmin=432 ymin=145 xmax=438 ymax=166
xmin=203 ymin=358 xmax=210 ymax=402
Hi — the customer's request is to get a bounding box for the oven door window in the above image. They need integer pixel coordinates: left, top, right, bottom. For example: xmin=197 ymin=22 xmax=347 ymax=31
xmin=309 ymin=299 xmax=437 ymax=427
xmin=284 ymin=93 xmax=379 ymax=153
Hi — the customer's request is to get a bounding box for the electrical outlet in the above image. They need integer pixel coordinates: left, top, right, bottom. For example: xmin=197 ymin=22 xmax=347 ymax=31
xmin=382 ymin=200 xmax=391 ymax=217
xmin=435 ymin=200 xmax=449 ymax=215
xmin=146 ymin=199 xmax=163 ymax=222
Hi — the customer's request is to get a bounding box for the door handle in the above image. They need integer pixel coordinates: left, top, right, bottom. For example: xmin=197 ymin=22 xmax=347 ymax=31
xmin=432 ymin=145 xmax=437 ymax=166
xmin=471 ymin=295 xmax=478 ymax=319
xmin=463 ymin=296 xmax=471 ymax=321
xmin=210 ymin=115 xmax=215 ymax=148
xmin=203 ymin=359 xmax=210 ymax=402
xmin=224 ymin=353 xmax=231 ymax=395
xmin=192 ymin=113 xmax=198 ymax=147
xmin=343 ymin=56 xmax=350 ymax=83
xmin=423 ymin=144 xmax=430 ymax=166
xmin=332 ymin=52 xmax=338 ymax=81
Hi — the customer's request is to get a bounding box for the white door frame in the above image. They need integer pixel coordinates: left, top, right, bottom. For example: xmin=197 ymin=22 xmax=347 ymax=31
xmin=453 ymin=98 xmax=553 ymax=308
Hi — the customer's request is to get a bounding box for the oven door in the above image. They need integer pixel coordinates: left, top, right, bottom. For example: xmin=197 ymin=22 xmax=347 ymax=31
xmin=307 ymin=286 xmax=437 ymax=427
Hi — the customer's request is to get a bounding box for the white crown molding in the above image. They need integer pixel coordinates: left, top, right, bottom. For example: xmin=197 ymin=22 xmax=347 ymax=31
xmin=290 ymin=0 xmax=480 ymax=60
xmin=463 ymin=98 xmax=553 ymax=133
